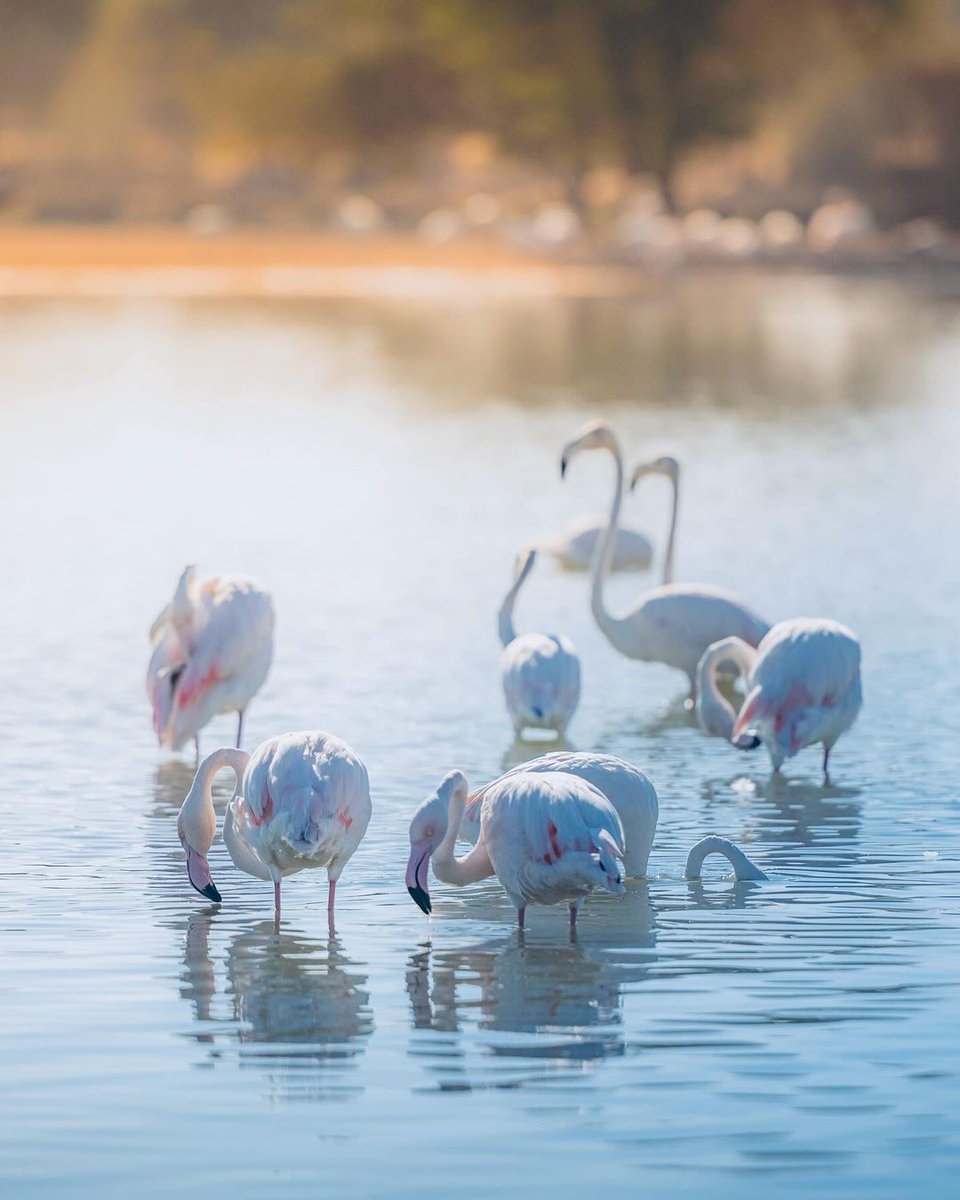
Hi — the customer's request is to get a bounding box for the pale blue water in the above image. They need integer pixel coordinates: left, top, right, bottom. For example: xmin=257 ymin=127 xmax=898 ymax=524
xmin=1 ymin=273 xmax=959 ymax=1197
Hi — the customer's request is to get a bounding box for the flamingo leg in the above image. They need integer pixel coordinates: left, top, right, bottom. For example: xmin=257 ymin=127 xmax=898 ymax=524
xmin=517 ymin=907 xmax=525 ymax=930
xmin=327 ymin=879 xmax=337 ymax=915
xmin=822 ymin=744 xmax=831 ymax=781
xmin=273 ymin=879 xmax=281 ymax=934
xmin=236 ymin=710 xmax=245 ymax=749
xmin=193 ymin=735 xmax=200 ymax=765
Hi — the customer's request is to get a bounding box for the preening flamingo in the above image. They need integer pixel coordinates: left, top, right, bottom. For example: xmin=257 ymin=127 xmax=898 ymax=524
xmin=418 ymin=769 xmax=626 ymax=929
xmin=177 ymin=731 xmax=372 ymax=927
xmin=148 ymin=564 xmax=274 ymax=754
xmin=560 ymin=421 xmax=769 ymax=702
xmin=499 ymin=547 xmax=580 ymax=736
xmin=685 ymin=835 xmax=768 ymax=881
xmin=540 ymin=513 xmax=653 ymax=572
xmin=696 ymin=618 xmax=862 ymax=777
xmin=406 ymin=750 xmax=658 ymax=915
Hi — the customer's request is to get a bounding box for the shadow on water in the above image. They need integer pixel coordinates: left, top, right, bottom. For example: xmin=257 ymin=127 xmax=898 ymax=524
xmin=179 ymin=913 xmax=373 ymax=1101
xmin=499 ymin=733 xmax=575 ymax=772
xmin=405 ymin=887 xmax=656 ymax=1088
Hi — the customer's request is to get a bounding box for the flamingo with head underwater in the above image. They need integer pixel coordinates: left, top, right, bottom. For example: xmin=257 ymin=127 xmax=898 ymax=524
xmin=406 ymin=750 xmax=659 ymax=918
xmin=499 ymin=547 xmax=581 ymax=737
xmin=177 ymin=730 xmax=372 ymax=929
xmin=696 ymin=617 xmax=862 ymax=779
xmin=147 ymin=564 xmax=274 ymax=756
xmin=560 ymin=421 xmax=769 ymax=704
xmin=411 ymin=768 xmax=627 ymax=930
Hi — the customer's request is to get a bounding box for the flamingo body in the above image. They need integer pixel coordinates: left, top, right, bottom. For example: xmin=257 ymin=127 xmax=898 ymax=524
xmin=148 ymin=565 xmax=274 ymax=751
xmin=697 ymin=618 xmax=862 ymax=774
xmin=541 ymin=514 xmax=653 ymax=572
xmin=499 ymin=548 xmax=580 ymax=736
xmin=178 ymin=731 xmax=371 ymax=921
xmin=480 ymin=771 xmax=626 ymax=914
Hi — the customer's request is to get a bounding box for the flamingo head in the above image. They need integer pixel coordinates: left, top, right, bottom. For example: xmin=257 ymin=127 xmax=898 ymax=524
xmin=630 ymin=455 xmax=679 ymax=491
xmin=560 ymin=420 xmax=619 ymax=478
xmin=406 ymin=772 xmax=469 ymax=915
xmin=593 ymin=827 xmax=626 ymax=895
xmin=177 ymin=780 xmax=222 ymax=904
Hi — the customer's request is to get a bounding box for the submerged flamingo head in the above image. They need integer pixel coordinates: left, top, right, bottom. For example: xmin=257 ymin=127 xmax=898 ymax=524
xmin=559 ymin=420 xmax=619 ymax=477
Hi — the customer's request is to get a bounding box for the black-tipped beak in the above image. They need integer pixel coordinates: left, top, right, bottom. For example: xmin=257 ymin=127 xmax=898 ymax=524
xmin=734 ymin=733 xmax=762 ymax=752
xmin=199 ymin=882 xmax=222 ymax=903
xmin=408 ymin=884 xmax=432 ymax=915
xmin=560 ymin=457 xmax=568 ymax=479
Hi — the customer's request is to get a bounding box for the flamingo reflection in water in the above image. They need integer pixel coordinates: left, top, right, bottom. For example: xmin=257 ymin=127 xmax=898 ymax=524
xmin=179 ymin=914 xmax=372 ymax=1101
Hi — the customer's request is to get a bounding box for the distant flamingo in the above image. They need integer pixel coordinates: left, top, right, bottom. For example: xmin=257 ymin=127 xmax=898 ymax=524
xmin=560 ymin=421 xmax=768 ymax=703
xmin=420 ymin=769 xmax=625 ymax=929
xmin=499 ymin=547 xmax=580 ymax=736
xmin=147 ymin=564 xmax=274 ymax=754
xmin=630 ymin=454 xmax=680 ymax=584
xmin=540 ymin=513 xmax=653 ymax=572
xmin=696 ymin=618 xmax=862 ymax=778
xmin=177 ymin=731 xmax=372 ymax=928
xmin=406 ymin=750 xmax=658 ymax=915
xmin=685 ymin=835 xmax=768 ymax=881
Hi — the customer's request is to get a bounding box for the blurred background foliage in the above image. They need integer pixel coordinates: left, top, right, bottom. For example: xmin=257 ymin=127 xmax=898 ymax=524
xmin=1 ymin=0 xmax=959 ymax=225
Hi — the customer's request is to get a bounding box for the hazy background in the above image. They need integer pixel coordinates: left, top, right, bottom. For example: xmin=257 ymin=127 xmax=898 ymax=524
xmin=3 ymin=0 xmax=960 ymax=240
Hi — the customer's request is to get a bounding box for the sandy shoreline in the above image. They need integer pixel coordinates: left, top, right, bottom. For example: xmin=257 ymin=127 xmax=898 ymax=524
xmin=0 ymin=226 xmax=647 ymax=298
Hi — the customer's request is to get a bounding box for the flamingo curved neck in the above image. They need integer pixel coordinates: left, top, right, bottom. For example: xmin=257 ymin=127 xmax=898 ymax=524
xmin=591 ymin=443 xmax=631 ymax=647
xmin=432 ymin=777 xmax=494 ymax=886
xmin=685 ymin=835 xmax=767 ymax=881
xmin=698 ymin=637 xmax=758 ymax=740
xmin=498 ymin=553 xmax=535 ymax=647
xmin=662 ymin=472 xmax=679 ymax=586
xmin=181 ymin=747 xmax=251 ymax=853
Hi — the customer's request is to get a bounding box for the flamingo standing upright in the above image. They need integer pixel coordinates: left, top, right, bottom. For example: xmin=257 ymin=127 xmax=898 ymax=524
xmin=560 ymin=421 xmax=769 ymax=703
xmin=147 ymin=564 xmax=274 ymax=755
xmin=177 ymin=730 xmax=372 ymax=928
xmin=418 ymin=769 xmax=626 ymax=929
xmin=499 ymin=548 xmax=581 ymax=737
xmin=696 ymin=618 xmax=862 ymax=778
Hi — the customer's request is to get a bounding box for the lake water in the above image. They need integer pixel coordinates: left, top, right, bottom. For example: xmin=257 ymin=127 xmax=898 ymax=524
xmin=1 ymin=272 xmax=958 ymax=1198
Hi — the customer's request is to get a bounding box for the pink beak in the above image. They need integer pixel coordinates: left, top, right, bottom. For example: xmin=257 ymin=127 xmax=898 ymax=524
xmin=180 ymin=832 xmax=222 ymax=903
xmin=406 ymin=838 xmax=433 ymax=915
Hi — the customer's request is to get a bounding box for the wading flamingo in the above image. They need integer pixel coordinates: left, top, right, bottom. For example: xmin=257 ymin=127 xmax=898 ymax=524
xmin=696 ymin=618 xmax=862 ymax=778
xmin=499 ymin=548 xmax=580 ymax=736
xmin=685 ymin=835 xmax=768 ymax=881
xmin=177 ymin=731 xmax=372 ymax=928
xmin=420 ymin=769 xmax=626 ymax=929
xmin=147 ymin=564 xmax=274 ymax=755
xmin=560 ymin=421 xmax=768 ymax=703
xmin=406 ymin=750 xmax=658 ymax=914
xmin=540 ymin=513 xmax=653 ymax=572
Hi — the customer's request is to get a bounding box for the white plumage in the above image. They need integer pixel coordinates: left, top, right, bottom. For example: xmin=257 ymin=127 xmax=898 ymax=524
xmin=560 ymin=421 xmax=769 ymax=701
xmin=177 ymin=731 xmax=372 ymax=925
xmin=539 ymin=513 xmax=653 ymax=572
xmin=696 ymin=617 xmax=862 ymax=776
xmin=406 ymin=750 xmax=657 ymax=917
xmin=147 ymin=564 xmax=274 ymax=753
xmin=498 ymin=548 xmax=580 ymax=736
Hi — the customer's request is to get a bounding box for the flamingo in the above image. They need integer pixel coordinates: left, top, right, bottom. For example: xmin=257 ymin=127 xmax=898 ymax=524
xmin=177 ymin=730 xmax=372 ymax=928
xmin=539 ymin=513 xmax=653 ymax=572
xmin=406 ymin=750 xmax=658 ymax=914
xmin=685 ymin=835 xmax=768 ymax=881
xmin=560 ymin=421 xmax=769 ymax=703
xmin=696 ymin=618 xmax=862 ymax=778
xmin=417 ymin=769 xmax=626 ymax=929
xmin=147 ymin=564 xmax=274 ymax=754
xmin=499 ymin=547 xmax=581 ymax=736
xmin=630 ymin=454 xmax=680 ymax=585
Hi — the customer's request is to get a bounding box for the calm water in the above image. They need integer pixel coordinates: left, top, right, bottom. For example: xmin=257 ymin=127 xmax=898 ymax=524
xmin=1 ymin=273 xmax=959 ymax=1198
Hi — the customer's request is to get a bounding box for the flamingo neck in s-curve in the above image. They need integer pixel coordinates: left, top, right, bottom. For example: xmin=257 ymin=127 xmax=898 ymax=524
xmin=685 ymin=835 xmax=768 ymax=881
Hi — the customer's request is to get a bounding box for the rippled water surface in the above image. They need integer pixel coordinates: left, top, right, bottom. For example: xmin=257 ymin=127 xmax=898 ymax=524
xmin=1 ymin=273 xmax=959 ymax=1197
